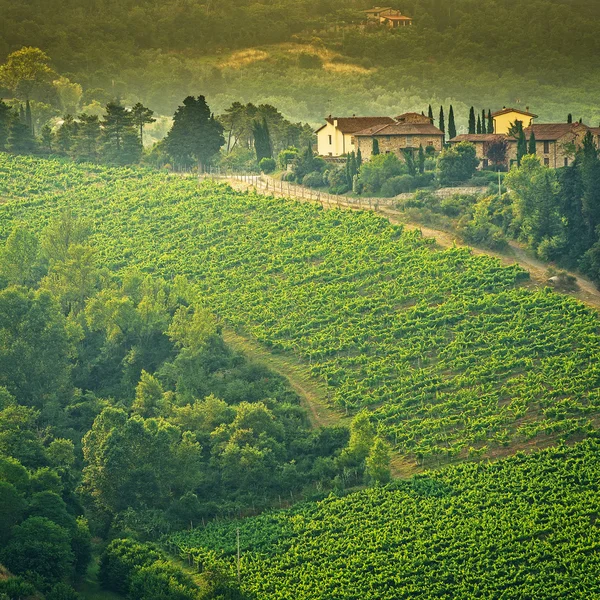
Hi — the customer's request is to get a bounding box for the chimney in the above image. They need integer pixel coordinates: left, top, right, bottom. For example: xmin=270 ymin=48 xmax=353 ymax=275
xmin=334 ymin=119 xmax=338 ymax=127
xmin=526 ymin=106 xmax=530 ymax=112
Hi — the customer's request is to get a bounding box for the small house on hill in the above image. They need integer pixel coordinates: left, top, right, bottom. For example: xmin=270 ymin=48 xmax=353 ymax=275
xmin=363 ymin=7 xmax=413 ymax=27
xmin=316 ymin=116 xmax=396 ymax=157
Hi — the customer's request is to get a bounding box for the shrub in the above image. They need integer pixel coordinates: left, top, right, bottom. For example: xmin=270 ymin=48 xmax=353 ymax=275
xmin=259 ymin=157 xmax=276 ymax=173
xmin=440 ymin=194 xmax=478 ymax=217
xmin=359 ymin=153 xmax=405 ymax=193
xmin=302 ymin=171 xmax=325 ymax=188
xmin=381 ymin=175 xmax=416 ymax=197
xmin=437 ymin=142 xmax=480 ymax=186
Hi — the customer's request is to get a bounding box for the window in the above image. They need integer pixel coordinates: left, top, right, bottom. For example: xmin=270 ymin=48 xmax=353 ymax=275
xmin=544 ymin=158 xmax=550 ymax=166
xmin=564 ymin=158 xmax=569 ymax=167
xmin=543 ymin=141 xmax=550 ymax=154
xmin=427 ymin=140 xmax=434 ymax=147
xmin=328 ymin=135 xmax=332 ymax=145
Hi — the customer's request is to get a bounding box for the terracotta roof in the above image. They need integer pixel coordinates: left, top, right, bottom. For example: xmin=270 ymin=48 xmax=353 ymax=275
xmin=492 ymin=107 xmax=538 ymax=118
xmin=524 ymin=122 xmax=588 ymax=141
xmin=383 ymin=15 xmax=412 ymax=20
xmin=363 ymin=6 xmax=392 ymax=13
xmin=590 ymin=127 xmax=600 ymax=135
xmin=449 ymin=134 xmax=509 ymax=143
xmin=319 ymin=116 xmax=395 ymax=135
xmin=354 ymin=122 xmax=444 ymax=137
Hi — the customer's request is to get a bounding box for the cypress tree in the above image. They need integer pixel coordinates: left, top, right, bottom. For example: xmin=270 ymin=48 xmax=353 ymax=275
xmin=372 ymin=138 xmax=380 ymax=155
xmin=253 ymin=118 xmax=272 ymax=162
xmin=476 ymin=115 xmax=482 ymax=134
xmin=528 ymin=130 xmax=537 ymax=155
xmin=487 ymin=110 xmax=494 ymax=134
xmin=481 ymin=110 xmax=487 ymax=134
xmin=468 ymin=107 xmax=476 ymax=134
xmin=418 ymin=144 xmax=425 ymax=174
xmin=567 ymin=113 xmax=573 ymax=124
xmin=428 ymin=105 xmax=434 ymax=125
xmin=438 ymin=106 xmax=445 ymax=135
xmin=356 ymin=148 xmax=363 ymax=168
xmin=25 ymin=100 xmax=33 ymax=136
xmin=517 ymin=127 xmax=527 ymax=166
xmin=351 ymin=151 xmax=358 ymax=180
xmin=448 ymin=105 xmax=457 ymax=140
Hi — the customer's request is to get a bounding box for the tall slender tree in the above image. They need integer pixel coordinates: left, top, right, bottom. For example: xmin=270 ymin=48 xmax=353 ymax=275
xmin=476 ymin=115 xmax=482 ymax=134
xmin=528 ymin=130 xmax=537 ymax=155
xmin=439 ymin=106 xmax=445 ymax=142
xmin=0 ymin=100 xmax=11 ymax=150
xmin=252 ymin=118 xmax=273 ymax=162
xmin=372 ymin=138 xmax=380 ymax=156
xmin=567 ymin=113 xmax=573 ymax=124
xmin=428 ymin=104 xmax=434 ymax=125
xmin=448 ymin=105 xmax=457 ymax=140
xmin=418 ymin=144 xmax=425 ymax=174
xmin=468 ymin=107 xmax=476 ymax=134
xmin=516 ymin=126 xmax=527 ymax=166
xmin=101 ymin=102 xmax=141 ymax=165
xmin=481 ymin=109 xmax=487 ymax=134
xmin=130 ymin=103 xmax=156 ymax=147
xmin=487 ymin=110 xmax=494 ymax=134
xmin=7 ymin=116 xmax=36 ymax=154
xmin=25 ymin=100 xmax=33 ymax=136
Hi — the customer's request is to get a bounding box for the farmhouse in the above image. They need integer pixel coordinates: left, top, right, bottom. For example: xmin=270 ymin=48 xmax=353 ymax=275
xmin=363 ymin=7 xmax=413 ymax=27
xmin=316 ymin=116 xmax=395 ymax=157
xmin=449 ymin=122 xmax=600 ymax=169
xmin=492 ymin=107 xmax=537 ymax=134
xmin=353 ymin=113 xmax=444 ymax=161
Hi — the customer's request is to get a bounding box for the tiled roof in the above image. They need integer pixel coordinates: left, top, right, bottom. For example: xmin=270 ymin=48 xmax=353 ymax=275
xmin=449 ymin=134 xmax=509 ymax=143
xmin=492 ymin=107 xmax=538 ymax=118
xmin=321 ymin=116 xmax=396 ymax=134
xmin=524 ymin=122 xmax=588 ymax=140
xmin=354 ymin=122 xmax=444 ymax=136
xmin=383 ymin=15 xmax=412 ymax=20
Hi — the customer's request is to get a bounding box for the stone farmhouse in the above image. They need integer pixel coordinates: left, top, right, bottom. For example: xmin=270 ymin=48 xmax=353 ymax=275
xmin=450 ymin=122 xmax=600 ymax=169
xmin=363 ymin=7 xmax=413 ymax=28
xmin=317 ymin=113 xmax=443 ymax=160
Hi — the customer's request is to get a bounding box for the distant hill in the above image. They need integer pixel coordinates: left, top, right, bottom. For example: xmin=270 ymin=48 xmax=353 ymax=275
xmin=1 ymin=0 xmax=600 ymax=125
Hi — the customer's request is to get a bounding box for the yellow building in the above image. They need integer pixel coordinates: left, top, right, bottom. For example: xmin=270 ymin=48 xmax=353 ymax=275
xmin=316 ymin=116 xmax=395 ymax=157
xmin=492 ymin=107 xmax=537 ymax=134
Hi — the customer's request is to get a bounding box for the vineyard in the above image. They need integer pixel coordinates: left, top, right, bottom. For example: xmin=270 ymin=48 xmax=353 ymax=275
xmin=168 ymin=440 xmax=600 ymax=599
xmin=2 ymin=154 xmax=600 ymax=463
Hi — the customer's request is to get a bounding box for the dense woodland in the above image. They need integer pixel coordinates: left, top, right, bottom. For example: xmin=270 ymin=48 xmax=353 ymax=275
xmin=1 ymin=0 xmax=600 ymax=122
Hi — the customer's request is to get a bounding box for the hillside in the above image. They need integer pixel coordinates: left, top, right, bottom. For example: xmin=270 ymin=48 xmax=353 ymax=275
xmin=2 ymin=0 xmax=600 ymax=124
xmin=169 ymin=439 xmax=600 ymax=599
xmin=1 ymin=154 xmax=600 ymax=470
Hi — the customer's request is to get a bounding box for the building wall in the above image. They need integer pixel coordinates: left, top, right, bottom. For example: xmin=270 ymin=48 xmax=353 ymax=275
xmin=317 ymin=123 xmax=355 ymax=157
xmin=494 ymin=112 xmax=535 ymax=135
xmin=356 ymin=134 xmax=443 ymax=161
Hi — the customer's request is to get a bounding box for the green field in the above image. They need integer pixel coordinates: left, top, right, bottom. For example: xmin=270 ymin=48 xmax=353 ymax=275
xmin=2 ymin=154 xmax=600 ymax=465
xmin=168 ymin=439 xmax=600 ymax=599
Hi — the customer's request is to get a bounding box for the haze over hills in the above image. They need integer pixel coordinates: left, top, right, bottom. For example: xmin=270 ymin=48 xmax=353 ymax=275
xmin=2 ymin=0 xmax=600 ymax=124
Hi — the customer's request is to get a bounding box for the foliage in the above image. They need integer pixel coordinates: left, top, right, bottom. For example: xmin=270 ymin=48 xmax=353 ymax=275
xmin=258 ymin=157 xmax=276 ymax=173
xmin=437 ymin=142 xmax=479 ymax=185
xmin=358 ymin=153 xmax=405 ymax=193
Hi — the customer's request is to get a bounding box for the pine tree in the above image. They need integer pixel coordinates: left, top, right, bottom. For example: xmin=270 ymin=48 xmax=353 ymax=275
xmin=7 ymin=116 xmax=36 ymax=154
xmin=130 ymin=103 xmax=156 ymax=147
xmin=101 ymin=102 xmax=141 ymax=165
xmin=468 ymin=107 xmax=476 ymax=134
xmin=528 ymin=130 xmax=537 ymax=155
xmin=73 ymin=114 xmax=101 ymax=162
xmin=428 ymin=104 xmax=434 ymax=125
xmin=567 ymin=113 xmax=573 ymax=123
xmin=418 ymin=144 xmax=425 ymax=174
xmin=481 ymin=109 xmax=487 ymax=134
xmin=476 ymin=115 xmax=482 ymax=134
xmin=54 ymin=115 xmax=78 ymax=156
xmin=165 ymin=96 xmax=224 ymax=173
xmin=438 ymin=106 xmax=445 ymax=136
xmin=40 ymin=124 xmax=53 ymax=153
xmin=487 ymin=110 xmax=494 ymax=134
xmin=372 ymin=138 xmax=380 ymax=156
xmin=448 ymin=105 xmax=457 ymax=140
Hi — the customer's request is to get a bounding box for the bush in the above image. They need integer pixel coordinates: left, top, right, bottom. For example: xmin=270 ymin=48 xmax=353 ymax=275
xmin=277 ymin=147 xmax=299 ymax=170
xmin=359 ymin=153 xmax=406 ymax=193
xmin=398 ymin=190 xmax=441 ymax=212
xmin=440 ymin=194 xmax=478 ymax=217
xmin=259 ymin=157 xmax=276 ymax=173
xmin=302 ymin=171 xmax=325 ymax=188
xmin=381 ymin=175 xmax=416 ymax=197
xmin=437 ymin=142 xmax=480 ymax=186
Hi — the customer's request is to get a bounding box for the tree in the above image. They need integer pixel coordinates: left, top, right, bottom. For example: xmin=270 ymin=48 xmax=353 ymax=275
xmin=252 ymin=118 xmax=273 ymax=163
xmin=437 ymin=142 xmax=479 ymax=185
xmin=372 ymin=138 xmax=380 ymax=155
xmin=428 ymin=104 xmax=434 ymax=125
xmin=481 ymin=109 xmax=487 ymax=134
xmin=517 ymin=127 xmax=527 ymax=166
xmin=0 ymin=224 xmax=39 ymax=285
xmin=448 ymin=105 xmax=457 ymax=140
xmin=165 ymin=96 xmax=224 ymax=173
xmin=579 ymin=131 xmax=600 ymax=247
xmin=54 ymin=114 xmax=78 ymax=156
xmin=1 ymin=517 xmax=74 ymax=585
xmin=402 ymin=148 xmax=417 ymax=176
xmin=0 ymin=481 xmax=25 ymax=544
xmin=567 ymin=113 xmax=573 ymax=124
xmin=25 ymin=100 xmax=33 ymax=135
xmin=53 ymin=77 xmax=83 ymax=116
xmin=73 ymin=114 xmax=101 ymax=162
xmin=438 ymin=106 xmax=445 ymax=138
xmin=356 ymin=148 xmax=363 ymax=168
xmin=476 ymin=115 xmax=482 ymax=134
xmin=101 ymin=102 xmax=141 ymax=165
xmin=365 ymin=437 xmax=391 ymax=484
xmin=468 ymin=107 xmax=476 ymax=134
xmin=485 ymin=138 xmax=509 ymax=168
xmin=41 ymin=209 xmax=92 ymax=265
xmin=7 ymin=117 xmax=37 ymax=154
xmin=131 ymin=102 xmax=156 ymax=147
xmin=132 ymin=371 xmax=166 ymax=418
xmin=0 ymin=47 xmax=56 ymax=102
xmin=487 ymin=110 xmax=494 ymax=134
xmin=528 ymin=130 xmax=537 ymax=155
xmin=418 ymin=144 xmax=425 ymax=174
